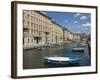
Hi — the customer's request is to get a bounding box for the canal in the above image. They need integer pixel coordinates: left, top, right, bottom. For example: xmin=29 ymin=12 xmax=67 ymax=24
xmin=23 ymin=42 xmax=91 ymax=69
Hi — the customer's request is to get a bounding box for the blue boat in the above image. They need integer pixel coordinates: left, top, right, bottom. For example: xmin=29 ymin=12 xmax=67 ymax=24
xmin=44 ymin=56 xmax=80 ymax=65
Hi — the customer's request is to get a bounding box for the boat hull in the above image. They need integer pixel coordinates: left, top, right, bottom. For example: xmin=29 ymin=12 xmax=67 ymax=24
xmin=44 ymin=57 xmax=80 ymax=65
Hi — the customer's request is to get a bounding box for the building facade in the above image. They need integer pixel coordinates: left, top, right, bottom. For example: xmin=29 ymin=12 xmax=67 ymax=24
xmin=23 ymin=10 xmax=64 ymax=49
xmin=63 ymin=28 xmax=69 ymax=43
xmin=51 ymin=22 xmax=63 ymax=44
xmin=73 ymin=33 xmax=81 ymax=42
xmin=23 ymin=10 xmax=81 ymax=49
xmin=23 ymin=10 xmax=52 ymax=49
xmin=67 ymin=31 xmax=73 ymax=41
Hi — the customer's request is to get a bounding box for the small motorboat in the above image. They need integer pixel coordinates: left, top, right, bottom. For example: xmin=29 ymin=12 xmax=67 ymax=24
xmin=72 ymin=47 xmax=84 ymax=52
xmin=44 ymin=56 xmax=80 ymax=65
xmin=80 ymin=43 xmax=86 ymax=47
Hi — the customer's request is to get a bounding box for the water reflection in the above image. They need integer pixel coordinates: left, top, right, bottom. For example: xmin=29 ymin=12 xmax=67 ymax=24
xmin=23 ymin=42 xmax=91 ymax=69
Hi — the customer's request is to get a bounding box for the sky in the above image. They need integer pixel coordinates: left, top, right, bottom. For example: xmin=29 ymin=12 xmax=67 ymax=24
xmin=41 ymin=11 xmax=91 ymax=33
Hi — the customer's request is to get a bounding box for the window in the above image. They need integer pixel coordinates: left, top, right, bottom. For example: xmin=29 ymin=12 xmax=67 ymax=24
xmin=27 ymin=14 xmax=30 ymax=20
xmin=27 ymin=21 xmax=29 ymax=26
xmin=23 ymin=38 xmax=24 ymax=45
xmin=31 ymin=16 xmax=33 ymax=21
xmin=31 ymin=39 xmax=33 ymax=42
xmin=39 ymin=32 xmax=41 ymax=35
xmin=34 ymin=24 xmax=35 ymax=29
xmin=31 ymin=23 xmax=33 ymax=27
xmin=28 ymin=38 xmax=30 ymax=43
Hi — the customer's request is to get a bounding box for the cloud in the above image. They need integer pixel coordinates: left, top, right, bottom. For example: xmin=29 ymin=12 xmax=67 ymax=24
xmin=74 ymin=21 xmax=78 ymax=23
xmin=80 ymin=16 xmax=87 ymax=20
xmin=74 ymin=13 xmax=81 ymax=17
xmin=82 ymin=22 xmax=91 ymax=27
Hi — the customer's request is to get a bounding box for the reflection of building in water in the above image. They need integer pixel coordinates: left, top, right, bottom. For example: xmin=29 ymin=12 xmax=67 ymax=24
xmin=23 ymin=10 xmax=81 ymax=49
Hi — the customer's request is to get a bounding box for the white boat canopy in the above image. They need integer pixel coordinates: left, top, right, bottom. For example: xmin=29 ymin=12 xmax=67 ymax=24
xmin=45 ymin=57 xmax=71 ymax=61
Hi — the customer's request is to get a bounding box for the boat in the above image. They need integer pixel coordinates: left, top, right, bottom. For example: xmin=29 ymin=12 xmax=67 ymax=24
xmin=44 ymin=56 xmax=80 ymax=65
xmin=80 ymin=43 xmax=86 ymax=47
xmin=72 ymin=47 xmax=85 ymax=52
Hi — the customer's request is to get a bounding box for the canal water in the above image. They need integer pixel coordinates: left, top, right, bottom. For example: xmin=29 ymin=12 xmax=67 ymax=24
xmin=23 ymin=42 xmax=91 ymax=69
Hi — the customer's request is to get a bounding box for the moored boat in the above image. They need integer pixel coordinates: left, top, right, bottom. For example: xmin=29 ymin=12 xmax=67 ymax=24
xmin=44 ymin=56 xmax=80 ymax=65
xmin=72 ymin=47 xmax=84 ymax=52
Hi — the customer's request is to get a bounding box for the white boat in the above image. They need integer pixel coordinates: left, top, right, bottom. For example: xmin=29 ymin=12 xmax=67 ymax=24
xmin=44 ymin=56 xmax=80 ymax=64
xmin=72 ymin=47 xmax=85 ymax=52
xmin=80 ymin=43 xmax=86 ymax=47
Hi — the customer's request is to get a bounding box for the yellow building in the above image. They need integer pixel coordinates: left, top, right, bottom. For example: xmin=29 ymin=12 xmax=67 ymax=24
xmin=23 ymin=10 xmax=52 ymax=49
xmin=73 ymin=33 xmax=81 ymax=42
xmin=63 ymin=28 xmax=69 ymax=43
xmin=67 ymin=31 xmax=73 ymax=41
xmin=23 ymin=10 xmax=63 ymax=49
xmin=63 ymin=30 xmax=81 ymax=43
xmin=63 ymin=29 xmax=73 ymax=42
xmin=51 ymin=22 xmax=63 ymax=44
xmin=23 ymin=10 xmax=81 ymax=49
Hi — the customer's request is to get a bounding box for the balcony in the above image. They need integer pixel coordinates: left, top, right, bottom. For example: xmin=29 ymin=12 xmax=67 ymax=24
xmin=23 ymin=25 xmax=30 ymax=29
